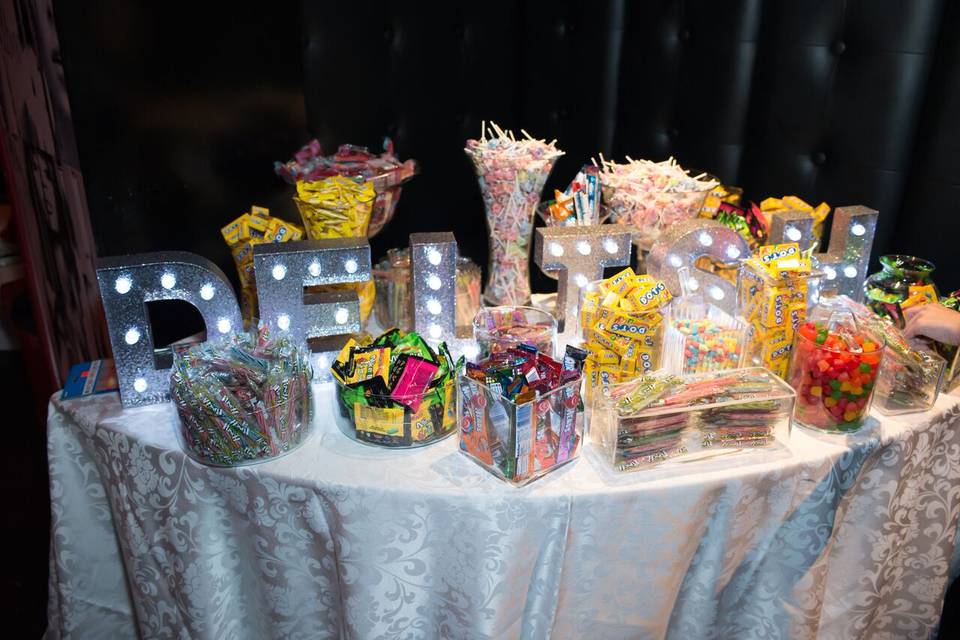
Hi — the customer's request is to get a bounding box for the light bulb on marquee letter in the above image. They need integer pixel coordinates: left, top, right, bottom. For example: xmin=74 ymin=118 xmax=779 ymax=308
xmin=647 ymin=219 xmax=748 ymax=316
xmin=767 ymin=205 xmax=878 ymax=302
xmin=534 ymin=226 xmax=634 ymax=335
xmin=254 ymin=238 xmax=371 ymax=382
xmin=96 ymin=251 xmax=242 ymax=408
xmin=410 ymin=232 xmax=457 ymax=344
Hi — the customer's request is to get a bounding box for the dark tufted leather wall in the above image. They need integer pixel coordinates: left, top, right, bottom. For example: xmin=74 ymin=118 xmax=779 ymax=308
xmin=55 ymin=0 xmax=960 ymax=296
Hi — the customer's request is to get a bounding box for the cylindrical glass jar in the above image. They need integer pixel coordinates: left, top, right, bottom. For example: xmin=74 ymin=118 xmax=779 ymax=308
xmin=787 ymin=318 xmax=884 ymax=434
xmin=864 ymin=255 xmax=938 ymax=320
xmin=373 ymin=249 xmax=481 ymax=337
xmin=473 ymin=306 xmax=557 ymax=359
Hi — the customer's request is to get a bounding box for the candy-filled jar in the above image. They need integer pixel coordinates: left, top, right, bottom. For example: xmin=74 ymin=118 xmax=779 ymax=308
xmin=473 ymin=306 xmax=557 ymax=359
xmin=465 ymin=125 xmax=563 ymax=306
xmin=864 ymin=255 xmax=938 ymax=320
xmin=787 ymin=315 xmax=884 ymax=434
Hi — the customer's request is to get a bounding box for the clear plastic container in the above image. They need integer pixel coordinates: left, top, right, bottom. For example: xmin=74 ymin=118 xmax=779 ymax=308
xmin=458 ymin=373 xmax=583 ymax=485
xmin=662 ymin=297 xmax=748 ymax=375
xmin=873 ymin=345 xmax=945 ymax=415
xmin=473 ymin=306 xmax=557 ymax=360
xmin=333 ymin=377 xmax=458 ymax=447
xmin=591 ymin=368 xmax=795 ymax=472
xmin=787 ymin=310 xmax=885 ymax=434
xmin=738 ymin=259 xmax=821 ymax=378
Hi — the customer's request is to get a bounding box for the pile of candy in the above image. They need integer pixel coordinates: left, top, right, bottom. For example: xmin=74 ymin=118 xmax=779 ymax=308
xmin=331 ymin=329 xmax=462 ymax=447
xmin=473 ymin=306 xmax=556 ymax=359
xmin=758 ymin=196 xmax=830 ymax=242
xmin=459 ymin=345 xmax=586 ymax=484
xmin=739 ymin=243 xmax=813 ymax=377
xmin=601 ymin=156 xmax=717 ymax=248
xmin=542 ymin=165 xmax=602 ymax=226
xmin=465 ymin=122 xmax=564 ymax=305
xmin=580 ymin=268 xmax=672 ymax=398
xmin=788 ymin=320 xmax=883 ymax=432
xmin=597 ymin=368 xmax=792 ymax=471
xmin=275 ymin=138 xmax=417 ymax=237
xmin=295 ymin=175 xmax=376 ymax=239
xmin=663 ymin=299 xmax=747 ymax=375
xmin=221 ymin=206 xmax=305 ymax=327
xmin=372 ymin=248 xmax=481 ymax=337
xmin=170 ymin=331 xmax=313 ymax=467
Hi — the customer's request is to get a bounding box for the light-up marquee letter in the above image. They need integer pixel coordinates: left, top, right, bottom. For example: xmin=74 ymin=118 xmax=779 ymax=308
xmin=534 ymin=226 xmax=633 ymax=335
xmin=254 ymin=238 xmax=371 ymax=380
xmin=410 ymin=232 xmax=457 ymax=343
xmin=647 ymin=219 xmax=748 ymax=316
xmin=96 ymin=251 xmax=242 ymax=407
xmin=767 ymin=205 xmax=878 ymax=301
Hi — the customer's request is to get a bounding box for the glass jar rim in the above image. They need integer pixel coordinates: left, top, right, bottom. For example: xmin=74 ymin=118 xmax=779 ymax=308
xmin=472 ymin=305 xmax=558 ymax=330
xmin=879 ymin=254 xmax=935 ymax=273
xmin=796 ymin=329 xmax=886 ymax=354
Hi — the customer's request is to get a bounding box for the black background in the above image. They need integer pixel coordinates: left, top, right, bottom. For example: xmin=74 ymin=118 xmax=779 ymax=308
xmin=54 ymin=0 xmax=960 ymax=327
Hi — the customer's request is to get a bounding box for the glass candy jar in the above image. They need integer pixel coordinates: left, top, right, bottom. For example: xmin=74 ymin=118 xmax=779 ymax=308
xmin=864 ymin=255 xmax=938 ymax=320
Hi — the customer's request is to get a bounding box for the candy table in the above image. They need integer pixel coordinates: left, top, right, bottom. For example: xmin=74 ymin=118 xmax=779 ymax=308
xmin=45 ymin=385 xmax=960 ymax=639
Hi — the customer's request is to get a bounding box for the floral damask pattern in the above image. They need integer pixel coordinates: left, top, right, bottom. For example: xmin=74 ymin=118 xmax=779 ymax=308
xmin=44 ymin=389 xmax=960 ymax=640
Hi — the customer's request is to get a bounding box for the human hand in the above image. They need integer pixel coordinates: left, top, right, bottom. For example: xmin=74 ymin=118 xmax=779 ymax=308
xmin=903 ymin=304 xmax=960 ymax=346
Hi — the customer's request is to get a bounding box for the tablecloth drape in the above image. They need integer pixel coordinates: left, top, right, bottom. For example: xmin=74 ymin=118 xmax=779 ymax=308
xmin=45 ymin=385 xmax=960 ymax=639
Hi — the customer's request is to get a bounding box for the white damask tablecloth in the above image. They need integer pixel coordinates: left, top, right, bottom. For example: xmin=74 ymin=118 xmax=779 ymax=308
xmin=45 ymin=384 xmax=960 ymax=640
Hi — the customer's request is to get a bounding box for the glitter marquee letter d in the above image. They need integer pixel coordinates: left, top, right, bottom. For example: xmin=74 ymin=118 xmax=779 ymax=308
xmin=96 ymin=252 xmax=242 ymax=407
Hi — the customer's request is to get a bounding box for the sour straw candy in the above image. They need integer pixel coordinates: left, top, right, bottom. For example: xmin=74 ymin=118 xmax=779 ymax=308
xmin=170 ymin=329 xmax=313 ymax=467
xmin=275 ymin=138 xmax=418 ymax=237
xmin=600 ymin=156 xmax=717 ymax=248
xmin=600 ymin=368 xmax=791 ymax=470
xmin=465 ymin=122 xmax=564 ymax=305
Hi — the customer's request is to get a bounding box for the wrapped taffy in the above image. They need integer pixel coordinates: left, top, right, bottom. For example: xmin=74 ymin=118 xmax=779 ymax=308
xmin=580 ymin=268 xmax=672 ymax=400
xmin=220 ymin=206 xmax=305 ymax=328
xmin=738 ymin=243 xmax=817 ymax=377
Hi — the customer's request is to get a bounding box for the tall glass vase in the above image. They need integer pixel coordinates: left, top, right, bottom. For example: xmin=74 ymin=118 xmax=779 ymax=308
xmin=467 ymin=153 xmax=560 ymax=306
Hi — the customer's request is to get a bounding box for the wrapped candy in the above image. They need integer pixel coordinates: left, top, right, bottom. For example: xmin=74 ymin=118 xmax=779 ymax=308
xmin=170 ymin=330 xmax=313 ymax=467
xmin=275 ymin=138 xmax=417 ymax=237
xmin=331 ymin=329 xmax=463 ymax=448
xmin=458 ymin=344 xmax=586 ymax=485
xmin=220 ymin=206 xmax=304 ymax=329
xmin=465 ymin=122 xmax=564 ymax=305
xmin=294 ymin=175 xmax=376 ymax=239
xmin=540 ymin=165 xmax=603 ymax=226
xmin=373 ymin=248 xmax=481 ymax=338
xmin=758 ymin=196 xmax=830 ymax=241
xmin=473 ymin=306 xmax=557 ymax=359
xmin=601 ymin=156 xmax=718 ymax=249
xmin=580 ymin=268 xmax=672 ymax=401
xmin=591 ymin=368 xmax=795 ymax=472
